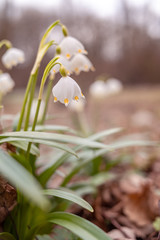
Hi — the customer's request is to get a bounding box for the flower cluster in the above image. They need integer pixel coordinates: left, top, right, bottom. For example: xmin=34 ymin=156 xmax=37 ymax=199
xmin=2 ymin=47 xmax=25 ymax=69
xmin=89 ymin=78 xmax=123 ymax=100
xmin=52 ymin=35 xmax=94 ymax=106
xmin=0 ymin=43 xmax=25 ymax=103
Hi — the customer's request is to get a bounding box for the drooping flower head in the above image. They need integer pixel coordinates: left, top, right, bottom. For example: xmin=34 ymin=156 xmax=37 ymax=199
xmin=2 ymin=47 xmax=25 ymax=69
xmin=52 ymin=76 xmax=84 ymax=106
xmin=58 ymin=36 xmax=87 ymax=59
xmin=50 ymin=55 xmax=71 ymax=75
xmin=70 ymin=54 xmax=95 ymax=75
xmin=0 ymin=73 xmax=15 ymax=95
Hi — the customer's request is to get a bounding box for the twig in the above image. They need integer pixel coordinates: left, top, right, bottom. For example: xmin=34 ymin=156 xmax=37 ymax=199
xmin=111 ymin=218 xmax=131 ymax=239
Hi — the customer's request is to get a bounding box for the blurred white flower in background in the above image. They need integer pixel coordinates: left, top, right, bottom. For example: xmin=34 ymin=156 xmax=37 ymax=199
xmin=105 ymin=78 xmax=123 ymax=95
xmin=58 ymin=36 xmax=87 ymax=59
xmin=68 ymin=99 xmax=85 ymax=112
xmin=70 ymin=54 xmax=95 ymax=75
xmin=2 ymin=47 xmax=25 ymax=69
xmin=89 ymin=77 xmax=123 ymax=100
xmin=30 ymin=99 xmax=45 ymax=123
xmin=0 ymin=73 xmax=15 ymax=96
xmin=89 ymin=80 xmax=108 ymax=100
xmin=52 ymin=76 xmax=85 ymax=106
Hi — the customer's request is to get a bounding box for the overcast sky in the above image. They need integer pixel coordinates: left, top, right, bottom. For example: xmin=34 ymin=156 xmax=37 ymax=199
xmin=4 ymin=0 xmax=160 ymax=18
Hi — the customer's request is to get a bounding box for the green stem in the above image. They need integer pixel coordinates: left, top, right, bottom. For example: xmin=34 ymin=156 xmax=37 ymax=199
xmin=26 ymin=99 xmax=41 ymax=158
xmin=16 ymin=74 xmax=34 ymax=131
xmin=24 ymin=69 xmax=38 ymax=131
xmin=40 ymin=74 xmax=55 ymax=124
xmin=16 ymin=21 xmax=60 ymax=131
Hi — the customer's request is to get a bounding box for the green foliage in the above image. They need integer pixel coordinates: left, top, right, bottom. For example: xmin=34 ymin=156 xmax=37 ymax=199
xmin=0 ymin=20 xmax=156 ymax=240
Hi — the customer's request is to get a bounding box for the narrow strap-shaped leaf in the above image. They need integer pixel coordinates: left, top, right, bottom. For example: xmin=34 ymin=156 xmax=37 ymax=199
xmin=0 ymin=137 xmax=77 ymax=157
xmin=0 ymin=149 xmax=49 ymax=210
xmin=43 ymin=188 xmax=93 ymax=212
xmin=0 ymin=131 xmax=107 ymax=148
xmin=48 ymin=212 xmax=112 ymax=240
xmin=0 ymin=233 xmax=16 ymax=240
xmin=9 ymin=140 xmax=40 ymax=156
xmin=33 ymin=124 xmax=76 ymax=134
xmin=88 ymin=127 xmax=122 ymax=141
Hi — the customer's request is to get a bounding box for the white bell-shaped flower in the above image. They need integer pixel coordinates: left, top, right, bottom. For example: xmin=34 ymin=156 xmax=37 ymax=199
xmin=89 ymin=80 xmax=107 ymax=100
xmin=52 ymin=76 xmax=84 ymax=106
xmin=0 ymin=73 xmax=15 ymax=95
xmin=2 ymin=47 xmax=25 ymax=69
xmin=106 ymin=78 xmax=123 ymax=95
xmin=58 ymin=36 xmax=87 ymax=59
xmin=30 ymin=99 xmax=45 ymax=123
xmin=51 ymin=55 xmax=71 ymax=75
xmin=70 ymin=54 xmax=95 ymax=75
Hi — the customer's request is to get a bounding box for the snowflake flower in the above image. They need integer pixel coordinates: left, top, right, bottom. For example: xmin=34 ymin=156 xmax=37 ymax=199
xmin=0 ymin=73 xmax=15 ymax=95
xmin=51 ymin=55 xmax=71 ymax=75
xmin=2 ymin=48 xmax=25 ymax=69
xmin=52 ymin=76 xmax=84 ymax=106
xmin=58 ymin=36 xmax=87 ymax=59
xmin=70 ymin=54 xmax=95 ymax=75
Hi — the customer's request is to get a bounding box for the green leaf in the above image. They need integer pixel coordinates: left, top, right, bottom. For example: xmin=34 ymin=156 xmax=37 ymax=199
xmin=0 ymin=137 xmax=77 ymax=157
xmin=38 ymin=152 xmax=69 ymax=186
xmin=43 ymin=188 xmax=93 ymax=212
xmin=33 ymin=124 xmax=76 ymax=134
xmin=0 ymin=233 xmax=16 ymax=240
xmin=37 ymin=235 xmax=53 ymax=240
xmin=9 ymin=140 xmax=40 ymax=156
xmin=0 ymin=149 xmax=49 ymax=210
xmin=0 ymin=131 xmax=107 ymax=148
xmin=48 ymin=212 xmax=112 ymax=240
xmin=111 ymin=140 xmax=156 ymax=149
xmin=61 ymin=149 xmax=110 ymax=186
xmin=88 ymin=128 xmax=122 ymax=141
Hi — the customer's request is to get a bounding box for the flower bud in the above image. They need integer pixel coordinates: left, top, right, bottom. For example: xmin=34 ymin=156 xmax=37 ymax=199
xmin=59 ymin=65 xmax=68 ymax=77
xmin=62 ymin=25 xmax=68 ymax=37
xmin=56 ymin=46 xmax=61 ymax=55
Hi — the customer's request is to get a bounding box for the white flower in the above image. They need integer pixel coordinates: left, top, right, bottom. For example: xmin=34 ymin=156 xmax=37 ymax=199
xmin=105 ymin=78 xmax=123 ymax=95
xmin=58 ymin=36 xmax=87 ymax=59
xmin=2 ymin=47 xmax=25 ymax=69
xmin=51 ymin=55 xmax=71 ymax=75
xmin=70 ymin=54 xmax=95 ymax=75
xmin=68 ymin=99 xmax=85 ymax=112
xmin=89 ymin=80 xmax=107 ymax=100
xmin=0 ymin=73 xmax=15 ymax=95
xmin=30 ymin=99 xmax=45 ymax=123
xmin=52 ymin=76 xmax=84 ymax=106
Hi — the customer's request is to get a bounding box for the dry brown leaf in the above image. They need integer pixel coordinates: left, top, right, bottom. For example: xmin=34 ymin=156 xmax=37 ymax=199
xmin=0 ymin=176 xmax=17 ymax=223
xmin=122 ymin=174 xmax=159 ymax=226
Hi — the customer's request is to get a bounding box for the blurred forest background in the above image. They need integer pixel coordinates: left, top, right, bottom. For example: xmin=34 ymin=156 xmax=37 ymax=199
xmin=1 ymin=0 xmax=160 ymax=89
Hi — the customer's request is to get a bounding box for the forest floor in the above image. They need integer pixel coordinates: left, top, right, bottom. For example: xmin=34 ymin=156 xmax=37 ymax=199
xmin=4 ymin=85 xmax=160 ymax=240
